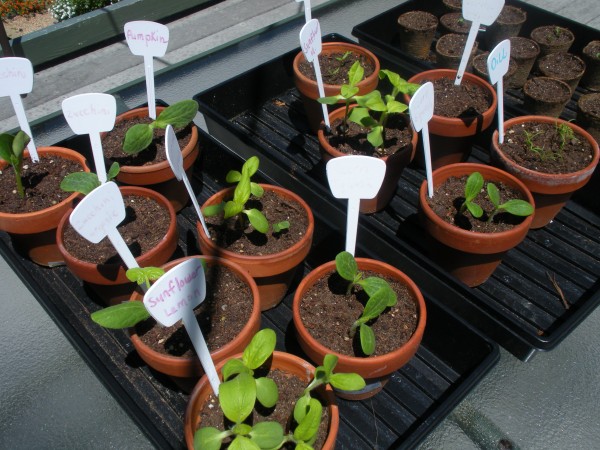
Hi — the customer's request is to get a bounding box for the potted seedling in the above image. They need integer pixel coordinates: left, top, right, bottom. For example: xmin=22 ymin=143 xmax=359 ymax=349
xmin=185 ymin=328 xmax=365 ymax=450
xmin=418 ymin=163 xmax=535 ymax=287
xmin=490 ymin=116 xmax=599 ymax=228
xmin=101 ymin=99 xmax=200 ymax=211
xmin=292 ymin=251 xmax=427 ymax=400
xmin=199 ymin=155 xmax=314 ymax=310
xmin=581 ymin=40 xmax=600 ymax=90
xmin=0 ymin=130 xmax=90 ymax=265
xmin=318 ymin=67 xmax=420 ymax=213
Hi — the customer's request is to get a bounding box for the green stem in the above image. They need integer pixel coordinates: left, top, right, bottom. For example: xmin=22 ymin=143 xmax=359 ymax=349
xmin=14 ymin=169 xmax=24 ymax=198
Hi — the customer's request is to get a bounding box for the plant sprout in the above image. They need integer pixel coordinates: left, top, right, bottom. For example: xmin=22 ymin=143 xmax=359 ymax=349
xmin=60 ymin=162 xmax=120 ymax=195
xmin=0 ymin=130 xmax=30 ymax=198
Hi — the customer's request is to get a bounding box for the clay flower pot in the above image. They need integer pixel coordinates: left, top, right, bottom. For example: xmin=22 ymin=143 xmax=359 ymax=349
xmin=523 ymin=77 xmax=571 ymax=118
xmin=318 ymin=105 xmax=418 ymax=213
xmin=197 ymin=184 xmax=314 ymax=311
xmin=418 ymin=163 xmax=535 ymax=287
xmin=396 ymin=10 xmax=438 ymax=59
xmin=56 ymin=186 xmax=179 ymax=304
xmin=184 ymin=351 xmax=339 ymax=450
xmin=484 ymin=5 xmax=527 ymax=48
xmin=405 ymin=69 xmax=497 ymax=169
xmin=490 ymin=116 xmax=599 ymax=228
xmin=581 ymin=40 xmax=600 ymax=91
xmin=0 ymin=147 xmax=90 ymax=266
xmin=435 ymin=33 xmax=478 ymax=71
xmin=129 ymin=255 xmax=261 ymax=379
xmin=530 ymin=25 xmax=574 ymax=57
xmin=104 ymin=106 xmax=200 ymax=212
xmin=293 ymin=42 xmax=380 ymax=133
xmin=508 ymin=37 xmax=540 ymax=89
xmin=537 ymin=52 xmax=586 ymax=93
xmin=292 ymin=258 xmax=427 ymax=400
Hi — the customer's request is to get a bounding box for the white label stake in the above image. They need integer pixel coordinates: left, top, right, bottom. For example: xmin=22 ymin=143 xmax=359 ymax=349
xmin=0 ymin=57 xmax=38 ymax=161
xmin=165 ymin=125 xmax=210 ymax=237
xmin=143 ymin=258 xmax=220 ymax=395
xmin=62 ymin=93 xmax=116 ymax=183
xmin=299 ymin=19 xmax=330 ymax=129
xmin=295 ymin=0 xmax=312 ymax=23
xmin=326 ymin=156 xmax=386 ymax=255
xmin=124 ymin=21 xmax=170 ymax=119
xmin=69 ymin=182 xmax=139 ymax=271
xmin=487 ymin=39 xmax=510 ymax=144
xmin=455 ymin=0 xmax=505 ymax=85
xmin=409 ymin=83 xmax=435 ymax=198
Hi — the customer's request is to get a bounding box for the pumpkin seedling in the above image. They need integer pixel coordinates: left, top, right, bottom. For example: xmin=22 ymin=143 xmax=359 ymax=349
xmin=122 ymin=99 xmax=198 ymax=155
xmin=335 ymin=251 xmax=397 ymax=356
xmin=202 ymin=156 xmax=289 ymax=234
xmin=0 ymin=130 xmax=30 ymax=198
xmin=60 ymin=162 xmax=120 ymax=195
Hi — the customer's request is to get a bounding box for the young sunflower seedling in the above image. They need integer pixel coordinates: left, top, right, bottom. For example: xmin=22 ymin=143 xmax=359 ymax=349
xmin=0 ymin=130 xmax=30 ymax=198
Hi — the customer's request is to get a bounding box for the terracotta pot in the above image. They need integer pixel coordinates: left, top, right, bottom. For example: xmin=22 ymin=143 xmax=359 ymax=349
xmin=56 ymin=186 xmax=179 ymax=304
xmin=577 ymin=93 xmax=600 ymax=142
xmin=293 ymin=42 xmax=380 ymax=133
xmin=197 ymin=184 xmax=314 ymax=310
xmin=184 ymin=351 xmax=339 ymax=450
xmin=508 ymin=37 xmax=540 ymax=89
xmin=490 ymin=116 xmax=599 ymax=228
xmin=484 ymin=5 xmax=527 ymax=49
xmin=537 ymin=52 xmax=586 ymax=93
xmin=396 ymin=11 xmax=438 ymax=59
xmin=292 ymin=258 xmax=427 ymax=400
xmin=581 ymin=40 xmax=600 ymax=91
xmin=0 ymin=147 xmax=90 ymax=266
xmin=435 ymin=33 xmax=478 ymax=71
xmin=318 ymin=105 xmax=417 ymax=213
xmin=419 ymin=163 xmax=535 ymax=287
xmin=405 ymin=69 xmax=497 ymax=169
xmin=530 ymin=25 xmax=574 ymax=57
xmin=129 ymin=255 xmax=261 ymax=379
xmin=104 ymin=106 xmax=200 ymax=212
xmin=523 ymin=77 xmax=571 ymax=118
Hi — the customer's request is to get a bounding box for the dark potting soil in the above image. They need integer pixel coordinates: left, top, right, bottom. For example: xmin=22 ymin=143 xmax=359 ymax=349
xmin=205 ymin=190 xmax=309 ymax=256
xmin=62 ymin=194 xmax=170 ymax=264
xmin=0 ymin=156 xmax=83 ymax=214
xmin=426 ymin=175 xmax=530 ymax=233
xmin=436 ymin=33 xmax=476 ymax=57
xmin=440 ymin=12 xmax=471 ymax=34
xmin=427 ymin=77 xmax=492 ymax=118
xmin=510 ymin=37 xmax=540 ymax=59
xmin=299 ymin=270 xmax=418 ymax=357
xmin=501 ymin=121 xmax=595 ymax=174
xmin=524 ymin=77 xmax=570 ymax=102
xmin=324 ymin=114 xmax=413 ymax=157
xmin=298 ymin=51 xmax=375 ymax=85
xmin=583 ymin=40 xmax=600 ymax=60
xmin=102 ymin=115 xmax=193 ymax=166
xmin=397 ymin=10 xmax=438 ymax=31
xmin=136 ymin=263 xmax=252 ymax=357
xmin=538 ymin=53 xmax=585 ymax=79
xmin=198 ymin=369 xmax=330 ymax=449
xmin=531 ymin=25 xmax=574 ymax=46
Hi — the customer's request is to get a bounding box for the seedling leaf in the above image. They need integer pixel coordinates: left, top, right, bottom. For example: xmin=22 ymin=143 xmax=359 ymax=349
xmin=273 ymin=221 xmax=290 ymax=233
xmin=222 ymin=358 xmax=250 ymax=381
xmin=293 ymin=397 xmax=322 ymax=442
xmin=60 ymin=172 xmax=101 ymax=195
xmin=250 ymin=182 xmax=264 ymax=198
xmin=499 ymin=199 xmax=534 ymax=216
xmin=219 ymin=372 xmax=256 ymax=424
xmin=154 ymin=99 xmax=198 ymax=128
xmin=361 ymin=286 xmax=391 ymax=320
xmin=360 ymin=323 xmax=376 ymax=355
xmin=249 ymin=422 xmax=284 ymax=449
xmin=226 ymin=170 xmax=241 ymax=183
xmin=194 ymin=427 xmax=227 ymax=450
xmin=203 ymin=202 xmax=225 ymax=217
xmin=229 ymin=436 xmax=260 ymax=450
xmin=348 ymin=60 xmax=364 ymax=87
xmin=255 ymin=376 xmax=279 ymax=408
xmin=242 ymin=328 xmax=276 ymax=370
xmin=123 ymin=124 xmax=153 ymax=155
xmin=246 ymin=208 xmax=269 ymax=234
xmin=330 ymin=372 xmax=367 ymax=391
xmin=466 ymin=202 xmax=483 ymax=218
xmin=90 ymin=301 xmax=150 ymax=329
xmin=487 ymin=182 xmax=500 ymax=207
xmin=335 ymin=251 xmax=358 ymax=281
xmin=465 ymin=172 xmax=484 ymax=202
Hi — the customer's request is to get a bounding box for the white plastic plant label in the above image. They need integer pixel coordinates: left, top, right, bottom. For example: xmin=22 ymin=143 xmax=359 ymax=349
xmin=124 ymin=21 xmax=169 ymax=120
xmin=326 ymin=155 xmax=386 ymax=256
xmin=143 ymin=257 xmax=220 ymax=394
xmin=0 ymin=57 xmax=38 ymax=161
xmin=69 ymin=181 xmax=138 ymax=269
xmin=295 ymin=0 xmax=312 ymax=23
xmin=165 ymin=125 xmax=210 ymax=237
xmin=409 ymin=82 xmax=435 ymax=198
xmin=62 ymin=93 xmax=116 ymax=183
xmin=488 ymin=39 xmax=510 ymax=144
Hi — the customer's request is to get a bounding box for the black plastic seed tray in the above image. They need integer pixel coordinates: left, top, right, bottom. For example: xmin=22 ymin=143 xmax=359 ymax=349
xmin=194 ymin=34 xmax=600 ymax=360
xmin=0 ymin=125 xmax=499 ymax=448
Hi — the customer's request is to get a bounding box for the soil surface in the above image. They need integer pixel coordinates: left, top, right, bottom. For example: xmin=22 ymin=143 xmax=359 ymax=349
xmin=299 ymin=269 xmax=418 ymax=357
xmin=2 ymin=10 xmax=55 ymax=38
xmin=538 ymin=53 xmax=586 ymax=79
xmin=427 ymin=175 xmax=530 ymax=232
xmin=0 ymin=155 xmax=83 ymax=214
xmin=440 ymin=12 xmax=471 ymax=34
xmin=530 ymin=25 xmax=574 ymax=47
xmin=501 ymin=121 xmax=595 ymax=173
xmin=205 ymin=190 xmax=309 ymax=256
xmin=102 ymin=116 xmax=193 ymax=166
xmin=397 ymin=10 xmax=438 ymax=31
xmin=298 ymin=51 xmax=375 ymax=85
xmin=509 ymin=37 xmax=540 ymax=59
xmin=136 ymin=263 xmax=253 ymax=356
xmin=524 ymin=77 xmax=570 ymax=103
xmin=62 ymin=194 xmax=170 ymax=264
xmin=436 ymin=33 xmax=476 ymax=57
xmin=427 ymin=77 xmax=492 ymax=118
xmin=198 ymin=368 xmax=330 ymax=449
xmin=324 ymin=114 xmax=413 ymax=157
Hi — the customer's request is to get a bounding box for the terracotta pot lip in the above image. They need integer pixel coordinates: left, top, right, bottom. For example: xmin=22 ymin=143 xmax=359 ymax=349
xmin=198 ymin=184 xmax=315 ymax=264
xmin=406 ymin=69 xmax=497 ymax=126
xmin=293 ymin=42 xmax=380 ymax=89
xmin=492 ymin=116 xmax=600 ymax=180
xmin=56 ymin=185 xmax=177 ymax=269
xmin=419 ymin=162 xmax=535 ymax=239
xmin=129 ymin=255 xmax=261 ymax=364
xmin=293 ymin=257 xmax=427 ymax=366
xmin=109 ymin=106 xmax=199 ymax=175
xmin=0 ymin=147 xmax=89 ymax=220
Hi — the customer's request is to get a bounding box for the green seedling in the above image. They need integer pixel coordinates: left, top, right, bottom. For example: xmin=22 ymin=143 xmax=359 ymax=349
xmin=553 ymin=26 xmax=562 ymax=38
xmin=60 ymin=162 xmax=120 ymax=195
xmin=460 ymin=172 xmax=534 ymax=223
xmin=0 ymin=130 xmax=30 ymax=198
xmin=122 ymin=99 xmax=198 ymax=155
xmin=556 ymin=121 xmax=575 ymax=154
xmin=523 ymin=129 xmax=550 ymax=160
xmin=90 ymin=267 xmax=165 ymax=329
xmin=202 ymin=156 xmax=289 ymax=235
xmin=335 ymin=51 xmax=352 ymax=62
xmin=335 ymin=251 xmax=397 ymax=356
